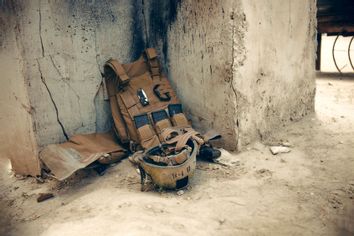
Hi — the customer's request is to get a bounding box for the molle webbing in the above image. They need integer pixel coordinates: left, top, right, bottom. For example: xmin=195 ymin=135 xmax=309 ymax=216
xmin=145 ymin=48 xmax=160 ymax=80
xmin=104 ymin=48 xmax=198 ymax=151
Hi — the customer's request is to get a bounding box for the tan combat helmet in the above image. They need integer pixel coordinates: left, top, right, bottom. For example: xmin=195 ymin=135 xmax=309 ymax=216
xmin=137 ymin=140 xmax=198 ymax=190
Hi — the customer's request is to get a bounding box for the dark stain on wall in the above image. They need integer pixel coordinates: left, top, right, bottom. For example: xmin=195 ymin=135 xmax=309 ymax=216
xmin=144 ymin=0 xmax=182 ymax=70
xmin=131 ymin=0 xmax=146 ymax=60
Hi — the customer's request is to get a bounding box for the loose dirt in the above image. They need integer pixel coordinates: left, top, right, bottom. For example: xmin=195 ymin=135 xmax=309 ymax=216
xmin=0 ymin=76 xmax=353 ymax=236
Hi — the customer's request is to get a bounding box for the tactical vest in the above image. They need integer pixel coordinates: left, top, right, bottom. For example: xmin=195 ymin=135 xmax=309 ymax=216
xmin=104 ymin=48 xmax=198 ymax=151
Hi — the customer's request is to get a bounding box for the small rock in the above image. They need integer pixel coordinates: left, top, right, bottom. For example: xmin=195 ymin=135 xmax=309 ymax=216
xmin=281 ymin=141 xmax=292 ymax=147
xmin=328 ymin=82 xmax=333 ymax=86
xmin=212 ymin=166 xmax=219 ymax=170
xmin=37 ymin=193 xmax=54 ymax=203
xmin=339 ymin=141 xmax=344 ymax=144
xmin=177 ymin=190 xmax=185 ymax=196
xmin=15 ymin=174 xmax=26 ymax=180
xmin=146 ymin=204 xmax=152 ymax=209
xmin=269 ymin=146 xmax=291 ymax=155
xmin=35 ymin=177 xmax=44 ymax=184
xmin=219 ymin=218 xmax=226 ymax=224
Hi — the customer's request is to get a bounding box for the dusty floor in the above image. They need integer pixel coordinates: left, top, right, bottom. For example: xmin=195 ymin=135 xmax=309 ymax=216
xmin=0 ymin=76 xmax=353 ymax=236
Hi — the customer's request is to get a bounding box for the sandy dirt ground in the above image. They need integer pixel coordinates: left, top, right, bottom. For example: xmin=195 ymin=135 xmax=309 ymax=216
xmin=0 ymin=76 xmax=353 ymax=236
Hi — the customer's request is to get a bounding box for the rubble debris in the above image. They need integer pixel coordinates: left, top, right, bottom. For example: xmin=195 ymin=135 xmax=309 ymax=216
xmin=37 ymin=193 xmax=54 ymax=203
xmin=176 ymin=190 xmax=185 ymax=196
xmin=15 ymin=174 xmax=27 ymax=180
xmin=218 ymin=218 xmax=226 ymax=225
xmin=255 ymin=168 xmax=273 ymax=178
xmin=269 ymin=146 xmax=291 ymax=155
xmin=281 ymin=141 xmax=292 ymax=147
xmin=213 ymin=149 xmax=240 ymax=167
xmin=35 ymin=176 xmax=45 ymax=184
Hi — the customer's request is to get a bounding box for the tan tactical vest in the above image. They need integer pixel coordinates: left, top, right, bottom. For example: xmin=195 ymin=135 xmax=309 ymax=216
xmin=104 ymin=48 xmax=194 ymax=151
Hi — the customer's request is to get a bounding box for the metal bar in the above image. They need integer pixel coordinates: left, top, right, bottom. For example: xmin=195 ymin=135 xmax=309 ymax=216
xmin=348 ymin=36 xmax=354 ymax=71
xmin=332 ymin=35 xmax=342 ymax=73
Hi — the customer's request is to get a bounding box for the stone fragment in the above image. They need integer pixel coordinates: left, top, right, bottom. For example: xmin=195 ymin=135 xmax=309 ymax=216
xmin=37 ymin=193 xmax=54 ymax=202
xmin=269 ymin=146 xmax=291 ymax=155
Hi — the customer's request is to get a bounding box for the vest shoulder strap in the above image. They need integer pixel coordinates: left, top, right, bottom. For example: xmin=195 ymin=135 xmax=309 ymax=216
xmin=105 ymin=59 xmax=130 ymax=86
xmin=145 ymin=48 xmax=160 ymax=79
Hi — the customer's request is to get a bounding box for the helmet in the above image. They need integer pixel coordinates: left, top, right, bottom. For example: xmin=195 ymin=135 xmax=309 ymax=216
xmin=138 ymin=140 xmax=198 ymax=190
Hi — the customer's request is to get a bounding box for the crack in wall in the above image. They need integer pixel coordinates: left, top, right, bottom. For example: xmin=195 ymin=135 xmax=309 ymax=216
xmin=38 ymin=2 xmax=44 ymax=58
xmin=230 ymin=9 xmax=240 ymax=144
xmin=49 ymin=55 xmax=80 ymax=100
xmin=49 ymin=55 xmax=83 ymax=123
xmin=36 ymin=59 xmax=69 ymax=140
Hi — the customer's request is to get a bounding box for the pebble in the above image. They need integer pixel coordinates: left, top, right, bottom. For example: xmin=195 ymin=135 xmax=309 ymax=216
xmin=177 ymin=190 xmax=185 ymax=196
xmin=281 ymin=141 xmax=292 ymax=147
xmin=219 ymin=218 xmax=226 ymax=224
xmin=269 ymin=146 xmax=291 ymax=155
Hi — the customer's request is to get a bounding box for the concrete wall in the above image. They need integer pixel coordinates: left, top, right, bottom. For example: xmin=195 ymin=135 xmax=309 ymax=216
xmin=0 ymin=0 xmax=143 ymax=174
xmin=0 ymin=5 xmax=40 ymax=176
xmin=147 ymin=0 xmax=316 ymax=149
xmin=160 ymin=0 xmax=242 ymax=149
xmin=236 ymin=0 xmax=317 ymax=147
xmin=11 ymin=0 xmax=143 ymax=147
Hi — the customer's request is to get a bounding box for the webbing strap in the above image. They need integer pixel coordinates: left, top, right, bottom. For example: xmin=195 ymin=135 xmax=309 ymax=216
xmin=104 ymin=60 xmax=130 ymax=143
xmin=161 ymin=128 xmax=204 ymax=151
xmin=106 ymin=59 xmax=130 ymax=86
xmin=161 ymin=128 xmax=182 ymax=143
xmin=175 ymin=130 xmax=204 ymax=151
xmin=145 ymin=48 xmax=160 ymax=80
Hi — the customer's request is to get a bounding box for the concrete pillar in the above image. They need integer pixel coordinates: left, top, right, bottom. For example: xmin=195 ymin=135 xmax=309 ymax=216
xmin=144 ymin=0 xmax=317 ymax=150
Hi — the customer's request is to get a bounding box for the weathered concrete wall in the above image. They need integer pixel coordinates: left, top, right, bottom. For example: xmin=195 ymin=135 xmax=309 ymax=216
xmin=160 ymin=0 xmax=242 ymax=149
xmin=145 ymin=0 xmax=316 ymax=149
xmin=0 ymin=0 xmax=143 ymax=174
xmin=136 ymin=0 xmax=243 ymax=149
xmin=237 ymin=0 xmax=317 ymax=147
xmin=0 ymin=5 xmax=40 ymax=175
xmin=12 ymin=0 xmax=143 ymax=147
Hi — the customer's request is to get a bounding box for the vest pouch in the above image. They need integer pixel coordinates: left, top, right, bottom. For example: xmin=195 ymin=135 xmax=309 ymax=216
xmin=170 ymin=113 xmax=189 ymax=127
xmin=151 ymin=110 xmax=172 ymax=133
xmin=134 ymin=114 xmax=160 ymax=149
xmin=137 ymin=124 xmax=160 ymax=149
